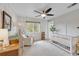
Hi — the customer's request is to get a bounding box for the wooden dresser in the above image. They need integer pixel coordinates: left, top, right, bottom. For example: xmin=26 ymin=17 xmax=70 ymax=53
xmin=0 ymin=39 xmax=19 ymax=56
xmin=0 ymin=44 xmax=19 ymax=56
xmin=41 ymin=32 xmax=45 ymax=40
xmin=76 ymin=43 xmax=79 ymax=55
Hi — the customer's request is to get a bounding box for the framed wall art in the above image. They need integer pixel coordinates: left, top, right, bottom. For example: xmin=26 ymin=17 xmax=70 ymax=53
xmin=2 ymin=11 xmax=12 ymax=31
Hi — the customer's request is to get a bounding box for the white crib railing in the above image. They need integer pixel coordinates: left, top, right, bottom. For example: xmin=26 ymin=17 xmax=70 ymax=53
xmin=49 ymin=33 xmax=79 ymax=56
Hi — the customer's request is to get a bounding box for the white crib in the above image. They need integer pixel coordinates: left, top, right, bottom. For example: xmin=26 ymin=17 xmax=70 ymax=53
xmin=49 ymin=33 xmax=79 ymax=56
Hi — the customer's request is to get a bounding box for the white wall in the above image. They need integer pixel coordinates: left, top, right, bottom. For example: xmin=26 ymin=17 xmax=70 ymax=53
xmin=49 ymin=9 xmax=79 ymax=37
xmin=0 ymin=5 xmax=18 ymax=37
xmin=40 ymin=20 xmax=48 ymax=39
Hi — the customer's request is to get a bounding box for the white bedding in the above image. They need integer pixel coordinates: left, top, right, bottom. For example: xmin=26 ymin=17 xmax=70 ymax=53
xmin=23 ymin=41 xmax=71 ymax=56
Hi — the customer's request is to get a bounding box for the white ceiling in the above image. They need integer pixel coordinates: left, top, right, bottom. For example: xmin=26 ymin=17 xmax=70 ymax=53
xmin=0 ymin=3 xmax=79 ymax=20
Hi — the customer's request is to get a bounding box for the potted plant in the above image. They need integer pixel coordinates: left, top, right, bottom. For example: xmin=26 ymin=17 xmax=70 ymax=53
xmin=50 ymin=25 xmax=56 ymax=34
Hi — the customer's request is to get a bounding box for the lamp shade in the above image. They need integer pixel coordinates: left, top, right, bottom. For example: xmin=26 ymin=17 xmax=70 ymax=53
xmin=0 ymin=29 xmax=9 ymax=47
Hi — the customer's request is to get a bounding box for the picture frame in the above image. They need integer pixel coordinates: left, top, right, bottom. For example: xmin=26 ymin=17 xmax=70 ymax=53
xmin=2 ymin=11 xmax=12 ymax=31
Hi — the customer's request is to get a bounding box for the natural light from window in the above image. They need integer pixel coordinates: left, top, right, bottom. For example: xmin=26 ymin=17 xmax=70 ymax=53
xmin=26 ymin=22 xmax=40 ymax=33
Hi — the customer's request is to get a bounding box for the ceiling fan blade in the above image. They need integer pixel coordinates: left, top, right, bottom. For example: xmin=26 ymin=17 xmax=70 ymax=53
xmin=34 ymin=10 xmax=42 ymax=14
xmin=35 ymin=15 xmax=41 ymax=17
xmin=43 ymin=10 xmax=44 ymax=13
xmin=45 ymin=8 xmax=52 ymax=13
xmin=47 ymin=14 xmax=54 ymax=16
xmin=67 ymin=3 xmax=77 ymax=8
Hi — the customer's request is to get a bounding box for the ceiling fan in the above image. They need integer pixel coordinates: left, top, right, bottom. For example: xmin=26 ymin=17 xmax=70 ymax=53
xmin=67 ymin=3 xmax=78 ymax=8
xmin=34 ymin=8 xmax=54 ymax=19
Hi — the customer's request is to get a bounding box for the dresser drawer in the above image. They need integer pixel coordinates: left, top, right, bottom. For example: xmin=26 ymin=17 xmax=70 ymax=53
xmin=0 ymin=49 xmax=18 ymax=56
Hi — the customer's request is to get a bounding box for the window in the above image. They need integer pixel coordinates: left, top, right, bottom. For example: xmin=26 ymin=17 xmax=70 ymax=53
xmin=26 ymin=21 xmax=40 ymax=32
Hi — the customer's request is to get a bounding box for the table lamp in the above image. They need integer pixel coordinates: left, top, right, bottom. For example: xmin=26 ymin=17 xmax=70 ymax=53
xmin=0 ymin=29 xmax=9 ymax=48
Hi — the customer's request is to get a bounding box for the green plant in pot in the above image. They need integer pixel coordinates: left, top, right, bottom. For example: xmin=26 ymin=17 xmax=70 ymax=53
xmin=50 ymin=25 xmax=56 ymax=33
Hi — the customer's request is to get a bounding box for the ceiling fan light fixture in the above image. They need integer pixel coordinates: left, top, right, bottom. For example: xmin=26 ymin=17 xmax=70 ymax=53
xmin=41 ymin=14 xmax=46 ymax=17
xmin=34 ymin=8 xmax=54 ymax=19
